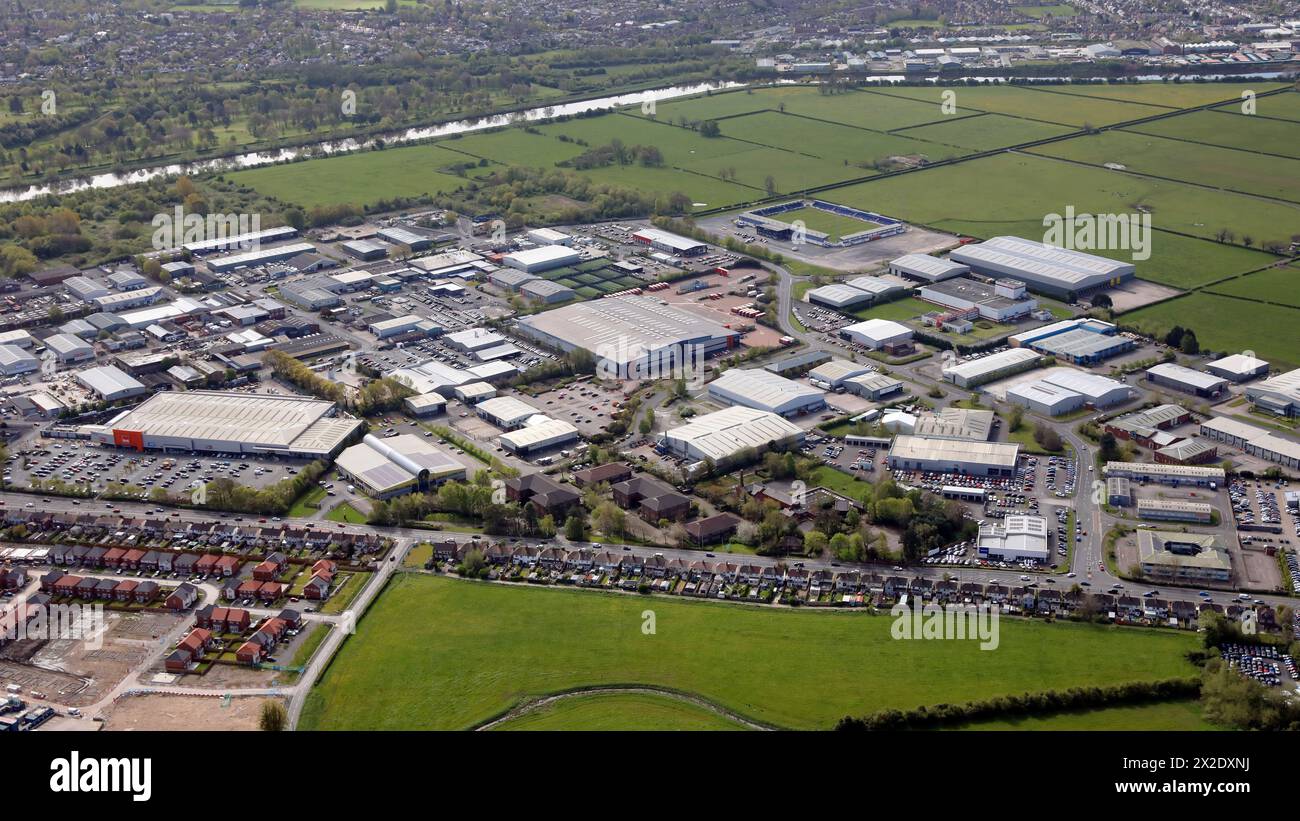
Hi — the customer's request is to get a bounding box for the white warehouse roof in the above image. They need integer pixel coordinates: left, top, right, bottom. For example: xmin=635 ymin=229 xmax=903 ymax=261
xmin=661 ymin=406 xmax=805 ymax=462
xmin=708 ymin=368 xmax=826 ymax=416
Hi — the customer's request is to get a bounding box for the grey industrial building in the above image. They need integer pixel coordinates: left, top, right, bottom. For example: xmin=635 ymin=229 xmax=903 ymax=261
xmin=888 ymin=254 xmax=968 ymax=282
xmin=948 ymin=235 xmax=1135 ymax=299
xmin=1145 ymin=363 xmax=1229 ymax=398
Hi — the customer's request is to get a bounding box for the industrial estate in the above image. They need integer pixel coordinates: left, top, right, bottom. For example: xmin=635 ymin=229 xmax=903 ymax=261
xmin=0 ymin=0 xmax=1298 ymax=744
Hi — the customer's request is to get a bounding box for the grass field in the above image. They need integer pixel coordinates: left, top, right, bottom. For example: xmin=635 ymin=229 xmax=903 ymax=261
xmin=717 ymin=110 xmax=966 ymax=164
xmin=1206 ymin=265 xmax=1300 ymax=308
xmin=490 ymin=691 xmax=751 ymax=731
xmin=1127 ymin=109 xmax=1300 ymax=159
xmin=894 ymin=112 xmax=1076 ymax=151
xmin=828 ymin=152 xmax=1300 ymax=248
xmin=865 ymin=86 xmax=1170 ymax=127
xmin=1121 ymin=292 xmax=1300 ymax=370
xmin=1049 ymin=82 xmax=1288 ymax=110
xmin=299 ymin=574 xmax=1200 ymax=730
xmin=1027 ymin=129 xmax=1300 ymax=202
xmin=953 ymin=698 xmax=1216 ymax=731
xmin=1213 ymin=89 xmax=1300 ymax=122
xmin=227 ymin=144 xmax=477 ymax=209
xmin=325 ymin=502 xmax=368 ymax=524
xmin=774 ymin=206 xmax=884 ymax=240
xmin=287 ymin=486 xmax=327 ymax=518
xmin=850 ymin=296 xmax=936 ymax=323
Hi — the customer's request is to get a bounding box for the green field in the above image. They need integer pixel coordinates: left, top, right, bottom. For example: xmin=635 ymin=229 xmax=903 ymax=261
xmin=773 ymin=206 xmax=884 ymax=240
xmin=850 ymin=296 xmax=937 ymax=323
xmin=490 ymin=691 xmax=751 ymax=731
xmin=1121 ymin=292 xmax=1300 ymax=370
xmin=325 ymin=502 xmax=368 ymax=524
xmin=300 ymin=574 xmax=1200 ymax=730
xmin=866 ymin=86 xmax=1170 ymax=127
xmin=227 ymin=144 xmax=478 ymax=209
xmin=1205 ymin=265 xmax=1300 ymax=308
xmin=1050 ymin=82 xmax=1288 ymax=110
xmin=1128 ymin=109 xmax=1300 ymax=159
xmin=894 ymin=112 xmax=1076 ymax=151
xmin=828 ymin=152 xmax=1300 ymax=248
xmin=954 ymin=698 xmax=1216 ymax=730
xmin=1027 ymin=129 xmax=1300 ymax=202
xmin=718 ymin=110 xmax=965 ymax=164
xmin=1213 ymin=89 xmax=1300 ymax=122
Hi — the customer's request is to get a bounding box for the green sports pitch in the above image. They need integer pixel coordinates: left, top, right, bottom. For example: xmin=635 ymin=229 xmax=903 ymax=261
xmin=765 ymin=205 xmax=887 ymax=241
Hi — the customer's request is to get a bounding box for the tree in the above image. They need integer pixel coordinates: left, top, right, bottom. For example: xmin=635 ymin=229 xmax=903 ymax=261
xmin=1033 ymin=423 xmax=1062 ymax=453
xmin=1163 ymin=326 xmax=1185 ymax=348
xmin=1007 ymin=405 xmax=1025 ymax=432
xmin=1179 ymin=330 xmax=1200 ymax=355
xmin=1099 ymin=431 xmax=1121 ymax=462
xmin=564 ymin=513 xmax=587 ymax=541
xmin=259 ymin=700 xmax=287 ymax=731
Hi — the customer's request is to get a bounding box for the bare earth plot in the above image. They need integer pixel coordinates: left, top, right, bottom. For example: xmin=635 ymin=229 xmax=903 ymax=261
xmin=102 ymin=694 xmax=283 ymax=731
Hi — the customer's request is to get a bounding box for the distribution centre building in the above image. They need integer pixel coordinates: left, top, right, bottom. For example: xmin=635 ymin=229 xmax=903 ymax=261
xmin=707 ymin=368 xmax=826 ymax=417
xmin=1145 ymin=363 xmax=1229 ymax=398
xmin=887 ymin=436 xmax=1021 ymax=476
xmin=516 ymin=296 xmax=739 ymax=380
xmin=888 ymin=254 xmax=968 ymax=283
xmin=629 ymin=228 xmax=707 ymax=256
xmin=503 ymin=245 xmax=582 ymax=273
xmin=85 ymin=391 xmax=363 ymax=458
xmin=1245 ymin=368 xmax=1300 ymax=418
xmin=659 ymin=406 xmax=805 ymax=463
xmin=948 ymin=235 xmax=1134 ymax=299
xmin=498 ymin=417 xmax=580 ymax=455
xmin=942 ymin=348 xmax=1041 ymax=388
xmin=76 ymin=365 xmax=147 ymax=402
xmin=838 ymin=318 xmax=913 ymax=350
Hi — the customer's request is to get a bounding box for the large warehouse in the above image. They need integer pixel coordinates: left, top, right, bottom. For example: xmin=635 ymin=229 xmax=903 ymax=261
xmin=0 ymin=344 xmax=38 ymax=376
xmin=1145 ymin=363 xmax=1229 ymax=398
xmin=659 ymin=406 xmax=805 ymax=463
xmin=806 ymin=283 xmax=875 ymax=310
xmin=630 ymin=227 xmax=707 ymax=256
xmin=43 ymin=332 xmax=95 ymax=364
xmin=517 ymin=295 xmax=739 ymax=380
xmin=707 ymin=368 xmax=826 ymax=417
xmin=498 ymin=417 xmax=580 ymax=455
xmin=888 ymin=254 xmax=968 ymax=283
xmin=948 ymin=235 xmax=1135 ymax=299
xmin=206 ymin=242 xmax=317 ymax=273
xmin=87 ymin=391 xmax=363 ymax=458
xmin=1009 ymin=318 xmax=1134 ymax=365
xmin=839 ymin=318 xmax=913 ymax=350
xmin=335 ymin=433 xmax=466 ymax=498
xmin=76 ymin=365 xmax=147 ymax=402
xmin=1246 ymin=367 xmax=1300 ymax=418
xmin=476 ymin=395 xmax=542 ymax=429
xmin=977 ymin=515 xmax=1049 ymax=563
xmin=887 ymin=436 xmax=1021 ymax=476
xmin=807 ymin=359 xmax=873 ymax=389
xmin=942 ymin=348 xmax=1042 ymax=388
xmin=502 ymin=245 xmax=581 ymax=273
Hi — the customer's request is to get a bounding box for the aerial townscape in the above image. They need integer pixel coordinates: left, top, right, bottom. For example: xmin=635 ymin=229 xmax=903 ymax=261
xmin=0 ymin=0 xmax=1299 ymax=764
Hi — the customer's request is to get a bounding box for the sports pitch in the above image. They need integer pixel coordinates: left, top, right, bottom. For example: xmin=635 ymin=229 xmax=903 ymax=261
xmin=773 ymin=206 xmax=886 ymax=240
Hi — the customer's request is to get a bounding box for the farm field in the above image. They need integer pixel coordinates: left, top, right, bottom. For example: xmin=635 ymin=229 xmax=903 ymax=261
xmin=299 ymin=574 xmax=1200 ymax=731
xmin=1120 ymin=292 xmax=1300 ymax=370
xmin=827 ymin=152 xmax=1300 ymax=248
xmin=1205 ymin=265 xmax=1300 ymax=308
xmin=894 ymin=112 xmax=1076 ymax=151
xmin=1048 ymin=81 xmax=1288 ymax=110
xmin=1213 ymin=89 xmax=1300 ymax=122
xmin=490 ymin=691 xmax=751 ymax=731
xmin=719 ymin=110 xmax=965 ymax=164
xmin=633 ymin=86 xmax=813 ymax=124
xmin=953 ymin=698 xmax=1217 ymax=731
xmin=865 ymin=85 xmax=1170 ymax=127
xmin=441 ymin=128 xmax=586 ymax=167
xmin=226 ymin=143 xmax=478 ymax=209
xmin=674 ymin=145 xmax=862 ymax=194
xmin=1126 ymin=110 xmax=1300 ymax=159
xmin=770 ymin=87 xmax=957 ymax=131
xmin=1027 ymin=129 xmax=1300 ymax=202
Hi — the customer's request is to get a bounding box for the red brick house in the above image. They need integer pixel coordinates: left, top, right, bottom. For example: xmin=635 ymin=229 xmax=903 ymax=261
xmin=165 ymin=582 xmax=200 ymax=610
xmin=302 ymin=573 xmax=330 ymax=600
xmin=52 ymin=575 xmax=82 ymax=597
xmin=214 ymin=555 xmax=241 ymax=577
xmin=121 ymin=548 xmax=147 ymax=570
xmin=164 ymin=649 xmax=192 ymax=673
xmin=195 ymin=554 xmax=220 ymax=575
xmin=113 ymin=579 xmax=138 ymax=602
xmin=311 ymin=559 xmax=337 ymax=578
xmin=102 ymin=548 xmax=126 ymax=569
xmin=235 ymin=640 xmax=265 ymax=665
xmin=134 ymin=581 xmax=159 ymax=603
xmin=236 ymin=580 xmax=263 ymax=599
xmin=257 ymin=582 xmax=284 ymax=603
xmin=177 ymin=627 xmax=212 ymax=660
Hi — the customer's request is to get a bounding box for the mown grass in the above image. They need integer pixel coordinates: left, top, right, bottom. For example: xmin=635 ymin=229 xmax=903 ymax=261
xmin=300 ymin=574 xmax=1201 ymax=730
